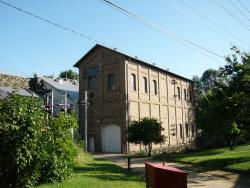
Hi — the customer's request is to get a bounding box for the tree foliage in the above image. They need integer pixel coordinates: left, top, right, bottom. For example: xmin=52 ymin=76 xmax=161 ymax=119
xmin=0 ymin=94 xmax=77 ymax=187
xmin=59 ymin=69 xmax=79 ymax=80
xmin=127 ymin=118 xmax=165 ymax=156
xmin=195 ymin=47 xmax=250 ymax=149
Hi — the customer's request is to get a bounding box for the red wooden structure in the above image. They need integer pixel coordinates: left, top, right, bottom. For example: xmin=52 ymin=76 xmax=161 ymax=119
xmin=145 ymin=162 xmax=189 ymax=188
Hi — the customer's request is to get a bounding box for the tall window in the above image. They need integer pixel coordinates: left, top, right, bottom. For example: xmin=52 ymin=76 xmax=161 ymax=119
xmin=179 ymin=124 xmax=183 ymax=139
xmin=107 ymin=73 xmax=116 ymax=91
xmin=191 ymin=124 xmax=195 ymax=137
xmin=185 ymin=124 xmax=189 ymax=137
xmin=189 ymin=90 xmax=193 ymax=101
xmin=153 ymin=80 xmax=157 ymax=95
xmin=131 ymin=74 xmax=136 ymax=91
xmin=184 ymin=89 xmax=187 ymax=100
xmin=88 ymin=77 xmax=96 ymax=90
xmin=177 ymin=87 xmax=181 ymax=100
xmin=143 ymin=77 xmax=148 ymax=93
xmin=85 ymin=67 xmax=98 ymax=90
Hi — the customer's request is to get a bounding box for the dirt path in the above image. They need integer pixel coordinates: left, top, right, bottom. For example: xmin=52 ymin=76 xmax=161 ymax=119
xmin=94 ymin=154 xmax=250 ymax=188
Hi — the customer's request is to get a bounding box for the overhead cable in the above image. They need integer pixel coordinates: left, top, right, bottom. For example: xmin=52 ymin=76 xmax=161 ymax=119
xmin=214 ymin=0 xmax=250 ymax=31
xmin=102 ymin=0 xmax=224 ymax=60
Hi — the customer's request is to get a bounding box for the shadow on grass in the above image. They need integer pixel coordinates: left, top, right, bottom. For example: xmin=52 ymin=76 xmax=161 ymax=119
xmin=74 ymin=161 xmax=144 ymax=182
xmin=163 ymin=156 xmax=250 ymax=174
xmin=195 ymin=157 xmax=250 ymax=173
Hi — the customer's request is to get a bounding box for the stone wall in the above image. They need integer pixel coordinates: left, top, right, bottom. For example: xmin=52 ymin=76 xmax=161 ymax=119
xmin=0 ymin=73 xmax=30 ymax=89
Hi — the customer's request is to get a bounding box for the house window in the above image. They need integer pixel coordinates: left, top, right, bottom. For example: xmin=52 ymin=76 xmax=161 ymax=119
xmin=177 ymin=87 xmax=181 ymax=100
xmin=189 ymin=90 xmax=193 ymax=101
xmin=179 ymin=124 xmax=183 ymax=139
xmin=131 ymin=74 xmax=136 ymax=91
xmin=107 ymin=73 xmax=116 ymax=91
xmin=153 ymin=80 xmax=157 ymax=95
xmin=184 ymin=89 xmax=187 ymax=100
xmin=143 ymin=77 xmax=148 ymax=93
xmin=85 ymin=67 xmax=98 ymax=90
xmin=185 ymin=124 xmax=189 ymax=137
xmin=191 ymin=124 xmax=195 ymax=137
xmin=88 ymin=77 xmax=96 ymax=90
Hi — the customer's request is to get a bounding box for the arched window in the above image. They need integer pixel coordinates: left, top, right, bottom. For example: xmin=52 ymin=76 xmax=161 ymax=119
xmin=153 ymin=80 xmax=157 ymax=95
xmin=131 ymin=74 xmax=136 ymax=91
xmin=143 ymin=77 xmax=148 ymax=93
xmin=177 ymin=87 xmax=181 ymax=100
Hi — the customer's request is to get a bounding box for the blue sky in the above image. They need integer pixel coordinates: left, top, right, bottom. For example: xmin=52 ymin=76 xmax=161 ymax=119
xmin=0 ymin=0 xmax=249 ymax=79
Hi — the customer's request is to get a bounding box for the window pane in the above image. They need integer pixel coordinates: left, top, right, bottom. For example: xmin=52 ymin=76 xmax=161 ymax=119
xmin=179 ymin=124 xmax=183 ymax=138
xmin=84 ymin=67 xmax=98 ymax=78
xmin=143 ymin=77 xmax=147 ymax=93
xmin=184 ymin=89 xmax=187 ymax=100
xmin=185 ymin=124 xmax=189 ymax=137
xmin=131 ymin=74 xmax=136 ymax=91
xmin=153 ymin=80 xmax=157 ymax=95
xmin=88 ymin=77 xmax=96 ymax=90
xmin=177 ymin=87 xmax=180 ymax=100
xmin=108 ymin=73 xmax=116 ymax=91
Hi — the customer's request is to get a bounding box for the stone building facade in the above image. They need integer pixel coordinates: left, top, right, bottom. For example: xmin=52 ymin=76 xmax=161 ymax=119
xmin=75 ymin=44 xmax=195 ymax=153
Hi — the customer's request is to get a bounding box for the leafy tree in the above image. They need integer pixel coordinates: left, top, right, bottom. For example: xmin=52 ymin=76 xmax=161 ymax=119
xmin=0 ymin=94 xmax=77 ymax=187
xmin=59 ymin=69 xmax=79 ymax=80
xmin=195 ymin=47 xmax=250 ymax=148
xmin=127 ymin=118 xmax=165 ymax=157
xmin=200 ymin=69 xmax=218 ymax=92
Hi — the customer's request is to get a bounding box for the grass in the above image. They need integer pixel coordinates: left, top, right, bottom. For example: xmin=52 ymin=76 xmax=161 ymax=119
xmin=157 ymin=144 xmax=250 ymax=173
xmin=37 ymin=151 xmax=145 ymax=188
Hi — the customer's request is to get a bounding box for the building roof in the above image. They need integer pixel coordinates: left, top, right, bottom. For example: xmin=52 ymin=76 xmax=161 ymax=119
xmin=74 ymin=44 xmax=193 ymax=82
xmin=42 ymin=77 xmax=79 ymax=92
xmin=0 ymin=86 xmax=38 ymax=98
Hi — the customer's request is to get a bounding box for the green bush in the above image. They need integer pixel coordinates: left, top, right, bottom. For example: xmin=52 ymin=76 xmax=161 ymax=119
xmin=0 ymin=94 xmax=77 ymax=187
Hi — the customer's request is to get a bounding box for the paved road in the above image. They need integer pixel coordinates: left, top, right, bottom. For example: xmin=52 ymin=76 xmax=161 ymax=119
xmin=94 ymin=154 xmax=250 ymax=188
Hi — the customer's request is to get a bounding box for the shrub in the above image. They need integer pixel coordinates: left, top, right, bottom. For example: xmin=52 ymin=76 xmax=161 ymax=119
xmin=0 ymin=94 xmax=77 ymax=187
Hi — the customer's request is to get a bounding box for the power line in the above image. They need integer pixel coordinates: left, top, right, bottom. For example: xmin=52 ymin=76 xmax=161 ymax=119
xmin=178 ymin=0 xmax=249 ymax=48
xmin=214 ymin=0 xmax=250 ymax=31
xmin=0 ymin=0 xmax=108 ymax=46
xmin=236 ymin=0 xmax=250 ymax=14
xmin=102 ymin=0 xmax=225 ymax=60
xmin=0 ymin=0 xmax=223 ymax=78
xmin=228 ymin=0 xmax=250 ymax=22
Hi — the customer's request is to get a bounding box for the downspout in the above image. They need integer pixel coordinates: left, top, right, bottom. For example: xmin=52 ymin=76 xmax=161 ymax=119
xmin=125 ymin=57 xmax=130 ymax=154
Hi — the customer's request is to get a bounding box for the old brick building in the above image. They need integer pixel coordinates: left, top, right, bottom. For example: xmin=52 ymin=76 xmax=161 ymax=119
xmin=74 ymin=44 xmax=195 ymax=153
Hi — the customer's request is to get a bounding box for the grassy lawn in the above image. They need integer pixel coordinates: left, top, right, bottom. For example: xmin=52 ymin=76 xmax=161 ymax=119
xmin=159 ymin=144 xmax=250 ymax=173
xmin=37 ymin=152 xmax=145 ymax=188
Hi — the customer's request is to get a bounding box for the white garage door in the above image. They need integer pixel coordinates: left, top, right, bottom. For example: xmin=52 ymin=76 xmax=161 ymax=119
xmin=102 ymin=125 xmax=121 ymax=153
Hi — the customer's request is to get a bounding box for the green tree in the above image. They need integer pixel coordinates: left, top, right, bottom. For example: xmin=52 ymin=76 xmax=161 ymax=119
xmin=196 ymin=47 xmax=249 ymax=148
xmin=0 ymin=94 xmax=46 ymax=187
xmin=59 ymin=69 xmax=79 ymax=80
xmin=0 ymin=94 xmax=77 ymax=187
xmin=127 ymin=118 xmax=165 ymax=157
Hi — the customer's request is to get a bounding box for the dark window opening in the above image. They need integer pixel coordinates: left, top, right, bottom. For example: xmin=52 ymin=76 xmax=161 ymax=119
xmin=108 ymin=73 xmax=116 ymax=91
xmin=131 ymin=74 xmax=136 ymax=91
xmin=153 ymin=80 xmax=157 ymax=95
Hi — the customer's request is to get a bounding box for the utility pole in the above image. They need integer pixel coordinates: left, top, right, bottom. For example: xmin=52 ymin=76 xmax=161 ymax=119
xmin=51 ymin=90 xmax=54 ymax=115
xmin=84 ymin=90 xmax=88 ymax=152
xmin=64 ymin=92 xmax=67 ymax=113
